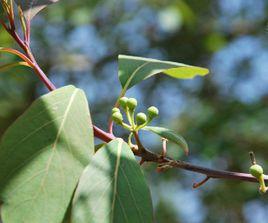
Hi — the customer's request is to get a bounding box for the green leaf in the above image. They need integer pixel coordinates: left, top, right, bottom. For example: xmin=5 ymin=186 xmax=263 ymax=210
xmin=0 ymin=62 xmax=30 ymax=72
xmin=143 ymin=126 xmax=189 ymax=155
xmin=61 ymin=201 xmax=73 ymax=223
xmin=14 ymin=0 xmax=60 ymax=20
xmin=71 ymin=138 xmax=153 ymax=223
xmin=0 ymin=47 xmax=34 ymax=67
xmin=94 ymin=143 xmax=106 ymax=152
xmin=118 ymin=55 xmax=209 ymax=90
xmin=0 ymin=85 xmax=94 ymax=223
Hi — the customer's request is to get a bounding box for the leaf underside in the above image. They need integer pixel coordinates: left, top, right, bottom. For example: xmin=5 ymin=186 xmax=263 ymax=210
xmin=72 ymin=138 xmax=154 ymax=223
xmin=0 ymin=85 xmax=94 ymax=223
xmin=14 ymin=0 xmax=60 ymax=20
xmin=143 ymin=126 xmax=189 ymax=155
xmin=118 ymin=55 xmax=209 ymax=90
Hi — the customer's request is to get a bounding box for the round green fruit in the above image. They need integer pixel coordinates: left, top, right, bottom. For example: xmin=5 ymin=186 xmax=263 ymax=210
xmin=126 ymin=98 xmax=137 ymax=110
xmin=249 ymin=164 xmax=263 ymax=178
xmin=112 ymin=107 xmax=120 ymax=114
xmin=136 ymin=112 xmax=147 ymax=125
xmin=147 ymin=106 xmax=159 ymax=119
xmin=119 ymin=97 xmax=128 ymax=109
xmin=112 ymin=112 xmax=123 ymax=124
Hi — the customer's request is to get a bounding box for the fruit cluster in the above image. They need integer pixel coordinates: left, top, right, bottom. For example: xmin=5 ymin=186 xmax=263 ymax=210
xmin=112 ymin=97 xmax=159 ymax=131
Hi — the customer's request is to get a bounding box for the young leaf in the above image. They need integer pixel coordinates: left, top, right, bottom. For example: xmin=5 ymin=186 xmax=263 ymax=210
xmin=0 ymin=47 xmax=34 ymax=67
xmin=0 ymin=61 xmax=30 ymax=72
xmin=143 ymin=126 xmax=189 ymax=155
xmin=14 ymin=0 xmax=60 ymax=20
xmin=72 ymin=138 xmax=153 ymax=223
xmin=0 ymin=85 xmax=94 ymax=223
xmin=118 ymin=55 xmax=209 ymax=90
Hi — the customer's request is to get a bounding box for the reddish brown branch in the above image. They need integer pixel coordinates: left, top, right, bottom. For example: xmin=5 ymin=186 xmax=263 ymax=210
xmin=93 ymin=126 xmax=115 ymax=142
xmin=133 ymin=131 xmax=146 ymax=153
xmin=193 ymin=176 xmax=210 ymax=189
xmin=0 ymin=5 xmax=56 ymax=91
xmin=93 ymin=127 xmax=268 ymax=184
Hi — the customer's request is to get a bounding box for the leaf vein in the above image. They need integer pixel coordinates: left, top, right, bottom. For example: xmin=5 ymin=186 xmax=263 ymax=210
xmin=120 ymin=166 xmax=144 ymax=223
xmin=110 ymin=139 xmax=123 ymax=222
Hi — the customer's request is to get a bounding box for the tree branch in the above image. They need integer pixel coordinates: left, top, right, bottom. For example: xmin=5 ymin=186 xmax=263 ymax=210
xmin=2 ymin=4 xmax=264 ymax=186
xmin=93 ymin=127 xmax=268 ymax=184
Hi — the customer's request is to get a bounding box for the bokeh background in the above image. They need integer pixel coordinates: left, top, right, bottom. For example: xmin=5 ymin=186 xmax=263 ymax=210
xmin=1 ymin=0 xmax=268 ymax=222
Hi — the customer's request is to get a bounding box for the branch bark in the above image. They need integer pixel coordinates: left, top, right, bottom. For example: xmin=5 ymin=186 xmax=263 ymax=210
xmin=93 ymin=127 xmax=268 ymax=184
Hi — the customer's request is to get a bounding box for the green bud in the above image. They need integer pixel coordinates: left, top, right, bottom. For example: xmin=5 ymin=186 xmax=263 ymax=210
xmin=126 ymin=98 xmax=137 ymax=111
xmin=136 ymin=112 xmax=147 ymax=126
xmin=250 ymin=164 xmax=263 ymax=178
xmin=112 ymin=112 xmax=123 ymax=124
xmin=112 ymin=107 xmax=120 ymax=114
xmin=147 ymin=106 xmax=159 ymax=119
xmin=119 ymin=97 xmax=128 ymax=109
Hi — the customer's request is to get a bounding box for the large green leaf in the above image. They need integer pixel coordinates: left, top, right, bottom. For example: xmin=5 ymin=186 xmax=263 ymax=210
xmin=14 ymin=0 xmax=60 ymax=20
xmin=71 ymin=138 xmax=153 ymax=223
xmin=118 ymin=55 xmax=209 ymax=90
xmin=0 ymin=85 xmax=94 ymax=223
xmin=143 ymin=126 xmax=189 ymax=155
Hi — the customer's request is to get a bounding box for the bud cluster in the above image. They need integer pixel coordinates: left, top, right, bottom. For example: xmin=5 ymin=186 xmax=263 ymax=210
xmin=111 ymin=97 xmax=159 ymax=131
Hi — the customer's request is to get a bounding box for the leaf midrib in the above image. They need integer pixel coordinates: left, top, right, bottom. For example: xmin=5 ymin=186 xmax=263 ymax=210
xmin=110 ymin=139 xmax=123 ymax=222
xmin=123 ymin=61 xmax=150 ymax=89
xmin=120 ymin=166 xmax=144 ymax=223
xmin=36 ymin=88 xmax=79 ymax=194
xmin=110 ymin=140 xmax=144 ymax=223
xmin=19 ymin=89 xmax=79 ymax=222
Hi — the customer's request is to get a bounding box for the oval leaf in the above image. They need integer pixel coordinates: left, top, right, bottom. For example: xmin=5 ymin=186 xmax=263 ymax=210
xmin=0 ymin=85 xmax=94 ymax=223
xmin=143 ymin=126 xmax=189 ymax=155
xmin=118 ymin=55 xmax=209 ymax=90
xmin=14 ymin=0 xmax=60 ymax=20
xmin=72 ymin=138 xmax=153 ymax=223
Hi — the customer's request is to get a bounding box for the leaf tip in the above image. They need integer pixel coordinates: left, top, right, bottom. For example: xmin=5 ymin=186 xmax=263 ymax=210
xmin=185 ymin=148 xmax=189 ymax=156
xmin=200 ymin=67 xmax=210 ymax=76
xmin=116 ymin=137 xmax=124 ymax=143
xmin=182 ymin=141 xmax=189 ymax=156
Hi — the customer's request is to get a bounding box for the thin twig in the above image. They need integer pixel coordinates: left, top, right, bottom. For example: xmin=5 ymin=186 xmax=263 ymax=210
xmin=93 ymin=128 xmax=268 ymax=183
xmin=249 ymin=151 xmax=256 ymax=165
xmin=0 ymin=19 xmax=10 ymax=33
xmin=25 ymin=20 xmax=31 ymax=45
xmin=133 ymin=131 xmax=146 ymax=153
xmin=161 ymin=138 xmax=168 ymax=158
xmin=193 ymin=176 xmax=210 ymax=189
xmin=0 ymin=7 xmax=56 ymax=91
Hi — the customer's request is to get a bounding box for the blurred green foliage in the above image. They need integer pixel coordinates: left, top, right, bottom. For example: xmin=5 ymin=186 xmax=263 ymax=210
xmin=1 ymin=0 xmax=268 ymax=222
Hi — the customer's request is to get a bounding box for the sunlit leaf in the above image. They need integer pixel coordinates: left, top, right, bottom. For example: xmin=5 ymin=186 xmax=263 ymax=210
xmin=143 ymin=126 xmax=189 ymax=155
xmin=72 ymin=138 xmax=153 ymax=223
xmin=0 ymin=61 xmax=30 ymax=72
xmin=14 ymin=0 xmax=60 ymax=20
xmin=0 ymin=47 xmax=33 ymax=67
xmin=0 ymin=85 xmax=94 ymax=223
xmin=118 ymin=55 xmax=209 ymax=90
